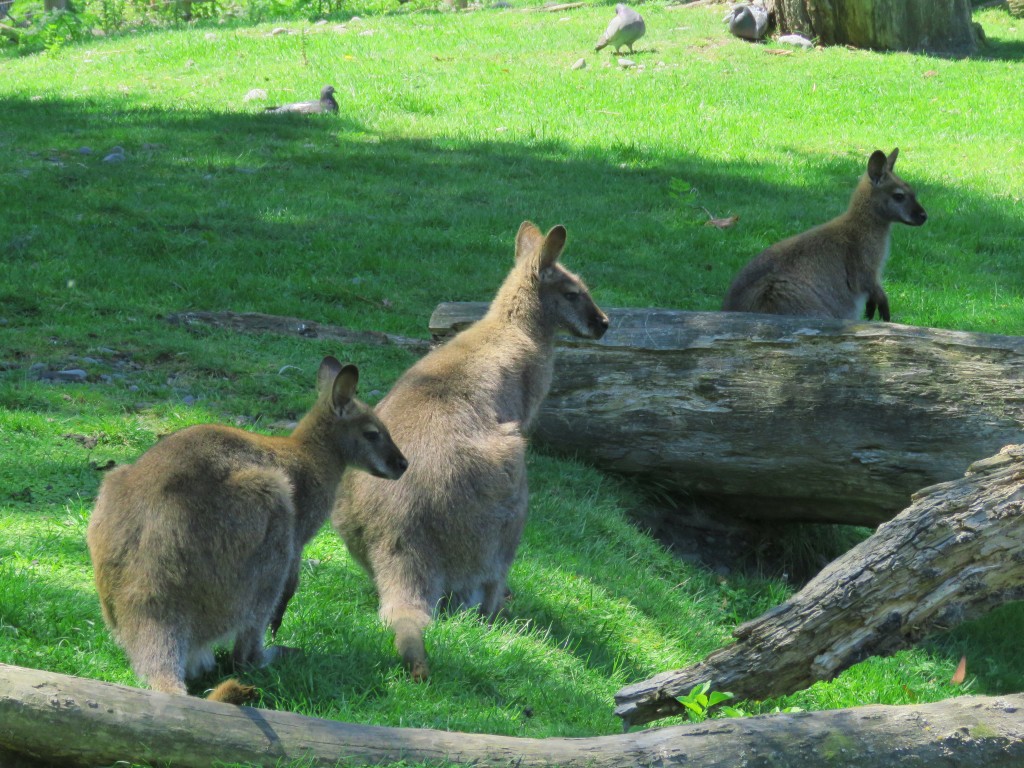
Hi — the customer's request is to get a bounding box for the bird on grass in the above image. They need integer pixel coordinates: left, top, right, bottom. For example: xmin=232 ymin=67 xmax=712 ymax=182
xmin=725 ymin=4 xmax=769 ymax=42
xmin=265 ymin=85 xmax=339 ymax=114
xmin=595 ymin=4 xmax=646 ymax=55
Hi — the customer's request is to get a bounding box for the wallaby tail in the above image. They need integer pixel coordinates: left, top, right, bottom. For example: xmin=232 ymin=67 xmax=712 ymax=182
xmin=207 ymin=679 xmax=258 ymax=705
xmin=382 ymin=604 xmax=431 ymax=682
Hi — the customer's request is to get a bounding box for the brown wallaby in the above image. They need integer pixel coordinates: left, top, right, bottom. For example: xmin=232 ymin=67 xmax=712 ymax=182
xmin=332 ymin=222 xmax=609 ymax=681
xmin=723 ymin=148 xmax=927 ymax=321
xmin=86 ymin=357 xmax=407 ymax=703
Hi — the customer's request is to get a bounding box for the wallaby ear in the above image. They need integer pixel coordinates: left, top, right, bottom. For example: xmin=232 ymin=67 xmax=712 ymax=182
xmin=317 ymin=356 xmax=344 ymax=394
xmin=538 ymin=225 xmax=567 ymax=271
xmin=514 ymin=221 xmax=544 ymax=265
xmin=867 ymin=150 xmax=889 ymax=186
xmin=331 ymin=364 xmax=359 ymax=415
xmin=886 ymin=147 xmax=900 ymax=171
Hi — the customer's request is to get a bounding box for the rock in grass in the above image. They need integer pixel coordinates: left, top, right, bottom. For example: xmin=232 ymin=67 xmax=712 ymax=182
xmin=595 ymin=4 xmax=645 ymax=55
xmin=243 ymin=88 xmax=268 ymax=102
xmin=264 ymin=85 xmax=339 ymax=114
xmin=102 ymin=147 xmax=126 ymax=163
xmin=778 ymin=33 xmax=813 ymax=49
xmin=571 ymin=57 xmax=586 ymax=70
xmin=618 ymin=57 xmax=636 ymax=69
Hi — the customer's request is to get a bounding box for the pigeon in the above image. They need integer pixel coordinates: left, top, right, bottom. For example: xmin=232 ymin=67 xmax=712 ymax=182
xmin=264 ymin=85 xmax=339 ymax=114
xmin=725 ymin=4 xmax=769 ymax=41
xmin=595 ymin=4 xmax=646 ymax=55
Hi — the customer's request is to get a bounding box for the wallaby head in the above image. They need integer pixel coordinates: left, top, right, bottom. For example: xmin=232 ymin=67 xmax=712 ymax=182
xmin=313 ymin=356 xmax=408 ymax=481
xmin=514 ymin=221 xmax=610 ymax=340
xmin=862 ymin=148 xmax=928 ymax=227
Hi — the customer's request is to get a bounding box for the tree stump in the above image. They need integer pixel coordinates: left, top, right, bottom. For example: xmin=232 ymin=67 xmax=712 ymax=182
xmin=614 ymin=444 xmax=1024 ymax=728
xmin=430 ymin=305 xmax=1024 ymax=527
xmin=764 ymin=0 xmax=979 ymax=54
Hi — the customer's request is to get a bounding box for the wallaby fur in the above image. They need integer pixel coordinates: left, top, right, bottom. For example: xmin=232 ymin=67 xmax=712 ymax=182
xmin=332 ymin=222 xmax=609 ymax=681
xmin=87 ymin=357 xmax=407 ymax=703
xmin=723 ymin=148 xmax=927 ymax=321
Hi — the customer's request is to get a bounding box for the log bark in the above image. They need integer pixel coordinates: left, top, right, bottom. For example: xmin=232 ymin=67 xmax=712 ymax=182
xmin=614 ymin=444 xmax=1024 ymax=728
xmin=430 ymin=305 xmax=1024 ymax=527
xmin=764 ymin=0 xmax=978 ymax=54
xmin=2 ymin=663 xmax=1024 ymax=768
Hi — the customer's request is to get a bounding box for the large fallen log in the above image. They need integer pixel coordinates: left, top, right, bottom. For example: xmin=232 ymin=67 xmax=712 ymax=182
xmin=2 ymin=663 xmax=1024 ymax=768
xmin=431 ymin=305 xmax=1024 ymax=526
xmin=614 ymin=444 xmax=1024 ymax=728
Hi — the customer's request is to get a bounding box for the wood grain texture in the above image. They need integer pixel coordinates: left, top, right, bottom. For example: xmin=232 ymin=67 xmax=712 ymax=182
xmin=614 ymin=445 xmax=1024 ymax=727
xmin=432 ymin=305 xmax=1024 ymax=526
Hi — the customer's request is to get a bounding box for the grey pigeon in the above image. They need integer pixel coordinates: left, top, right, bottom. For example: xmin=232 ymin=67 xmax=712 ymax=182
xmin=595 ymin=4 xmax=646 ymax=55
xmin=725 ymin=4 xmax=769 ymax=41
xmin=265 ymin=85 xmax=339 ymax=114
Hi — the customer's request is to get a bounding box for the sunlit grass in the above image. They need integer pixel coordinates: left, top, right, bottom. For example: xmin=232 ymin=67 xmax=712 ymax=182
xmin=1 ymin=4 xmax=1023 ymax=765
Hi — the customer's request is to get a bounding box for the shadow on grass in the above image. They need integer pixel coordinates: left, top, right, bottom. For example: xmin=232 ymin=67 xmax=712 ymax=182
xmin=2 ymin=94 xmax=1020 ymax=347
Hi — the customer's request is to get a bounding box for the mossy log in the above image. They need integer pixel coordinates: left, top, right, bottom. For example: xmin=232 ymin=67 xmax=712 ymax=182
xmin=430 ymin=305 xmax=1024 ymax=527
xmin=2 ymin=663 xmax=1024 ymax=767
xmin=614 ymin=445 xmax=1024 ymax=728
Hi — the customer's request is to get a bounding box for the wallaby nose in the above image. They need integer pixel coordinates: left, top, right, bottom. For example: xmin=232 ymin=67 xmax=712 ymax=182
xmin=592 ymin=313 xmax=610 ymax=339
xmin=393 ymin=455 xmax=409 ymax=475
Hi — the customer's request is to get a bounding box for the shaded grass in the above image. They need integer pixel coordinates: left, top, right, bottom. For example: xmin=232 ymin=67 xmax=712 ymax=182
xmin=1 ymin=4 xmax=1023 ymax=764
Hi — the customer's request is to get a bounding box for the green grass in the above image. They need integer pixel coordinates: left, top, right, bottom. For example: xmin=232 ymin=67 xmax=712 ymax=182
xmin=1 ymin=3 xmax=1024 ymax=765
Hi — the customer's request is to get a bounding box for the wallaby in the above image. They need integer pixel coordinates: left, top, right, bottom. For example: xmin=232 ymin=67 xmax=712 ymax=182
xmin=332 ymin=222 xmax=609 ymax=681
xmin=723 ymin=148 xmax=927 ymax=321
xmin=86 ymin=357 xmax=407 ymax=703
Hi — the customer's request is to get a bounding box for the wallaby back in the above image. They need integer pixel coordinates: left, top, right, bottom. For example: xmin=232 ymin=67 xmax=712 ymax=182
xmin=87 ymin=357 xmax=406 ymax=702
xmin=332 ymin=221 xmax=608 ymax=681
xmin=723 ymin=148 xmax=927 ymax=321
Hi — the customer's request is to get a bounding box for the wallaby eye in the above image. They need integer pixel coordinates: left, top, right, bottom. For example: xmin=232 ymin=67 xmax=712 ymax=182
xmin=563 ymin=292 xmax=581 ymax=302
xmin=363 ymin=430 xmax=381 ymax=442
xmin=892 ymin=191 xmax=907 ymax=202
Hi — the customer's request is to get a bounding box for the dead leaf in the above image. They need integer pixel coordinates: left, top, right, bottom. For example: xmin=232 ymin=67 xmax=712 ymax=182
xmin=950 ymin=655 xmax=967 ymax=685
xmin=923 ymin=69 xmax=938 ymax=78
xmin=765 ymin=49 xmax=792 ymax=56
xmin=705 ymin=215 xmax=739 ymax=229
xmin=63 ymin=432 xmax=98 ymax=450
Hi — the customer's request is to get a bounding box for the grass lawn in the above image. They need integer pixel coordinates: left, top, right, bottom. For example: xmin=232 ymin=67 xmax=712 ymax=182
xmin=1 ymin=2 xmax=1023 ymax=764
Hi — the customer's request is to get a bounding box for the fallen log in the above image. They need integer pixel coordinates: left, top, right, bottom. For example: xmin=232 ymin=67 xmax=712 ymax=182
xmin=431 ymin=305 xmax=1024 ymax=526
xmin=614 ymin=444 xmax=1024 ymax=728
xmin=2 ymin=663 xmax=1024 ymax=768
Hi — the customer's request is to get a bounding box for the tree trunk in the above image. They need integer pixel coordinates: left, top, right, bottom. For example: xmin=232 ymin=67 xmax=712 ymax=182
xmin=1 ymin=663 xmax=1023 ymax=768
xmin=764 ymin=0 xmax=978 ymax=54
xmin=429 ymin=305 xmax=1024 ymax=527
xmin=614 ymin=444 xmax=1024 ymax=728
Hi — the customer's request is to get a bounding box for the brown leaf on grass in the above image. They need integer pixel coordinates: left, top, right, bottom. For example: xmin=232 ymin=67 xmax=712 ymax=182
xmin=923 ymin=70 xmax=939 ymax=78
xmin=63 ymin=432 xmax=98 ymax=450
xmin=765 ymin=48 xmax=792 ymax=56
xmin=705 ymin=215 xmax=739 ymax=229
xmin=951 ymin=655 xmax=967 ymax=685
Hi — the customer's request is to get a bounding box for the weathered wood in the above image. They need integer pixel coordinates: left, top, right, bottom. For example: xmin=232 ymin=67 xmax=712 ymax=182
xmin=431 ymin=305 xmax=1024 ymax=526
xmin=614 ymin=444 xmax=1024 ymax=728
xmin=2 ymin=663 xmax=1024 ymax=767
xmin=166 ymin=310 xmax=431 ymax=354
xmin=764 ymin=0 xmax=978 ymax=54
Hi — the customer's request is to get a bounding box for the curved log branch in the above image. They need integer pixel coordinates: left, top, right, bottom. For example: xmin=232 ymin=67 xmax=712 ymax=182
xmin=614 ymin=445 xmax=1024 ymax=728
xmin=1 ymin=663 xmax=1024 ymax=767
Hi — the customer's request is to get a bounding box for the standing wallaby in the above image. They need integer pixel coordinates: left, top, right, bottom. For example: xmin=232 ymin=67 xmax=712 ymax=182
xmin=723 ymin=148 xmax=927 ymax=321
xmin=87 ymin=357 xmax=407 ymax=703
xmin=332 ymin=222 xmax=609 ymax=681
